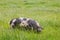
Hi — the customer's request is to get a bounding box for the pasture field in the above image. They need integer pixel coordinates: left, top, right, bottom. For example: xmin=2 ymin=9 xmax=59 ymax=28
xmin=0 ymin=0 xmax=60 ymax=40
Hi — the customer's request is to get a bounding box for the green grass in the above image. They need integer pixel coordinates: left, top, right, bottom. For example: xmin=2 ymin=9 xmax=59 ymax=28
xmin=0 ymin=0 xmax=60 ymax=40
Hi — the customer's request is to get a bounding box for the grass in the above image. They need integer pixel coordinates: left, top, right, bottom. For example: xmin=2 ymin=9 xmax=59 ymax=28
xmin=0 ymin=0 xmax=60 ymax=40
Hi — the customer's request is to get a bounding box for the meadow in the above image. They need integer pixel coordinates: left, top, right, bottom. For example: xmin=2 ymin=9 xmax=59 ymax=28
xmin=0 ymin=0 xmax=60 ymax=40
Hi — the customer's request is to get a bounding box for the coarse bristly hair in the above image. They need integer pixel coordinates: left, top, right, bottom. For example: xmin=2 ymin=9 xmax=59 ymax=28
xmin=10 ymin=17 xmax=43 ymax=32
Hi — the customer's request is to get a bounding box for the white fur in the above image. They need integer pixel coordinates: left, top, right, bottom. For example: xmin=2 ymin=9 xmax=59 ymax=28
xmin=12 ymin=19 xmax=16 ymax=23
xmin=19 ymin=21 xmax=28 ymax=27
xmin=36 ymin=21 xmax=40 ymax=26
